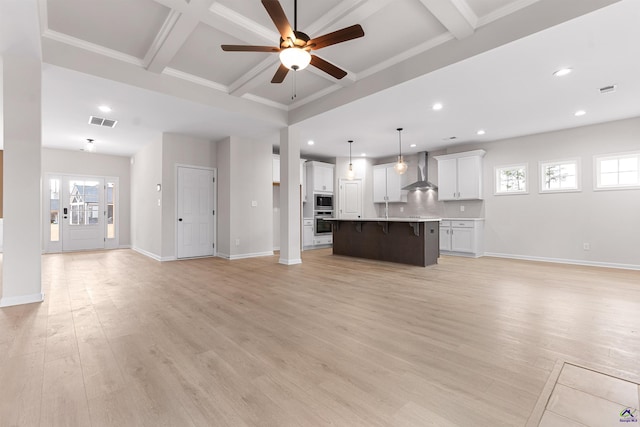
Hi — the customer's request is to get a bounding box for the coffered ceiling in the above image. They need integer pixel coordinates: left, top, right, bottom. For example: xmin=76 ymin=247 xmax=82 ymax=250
xmin=2 ymin=0 xmax=638 ymax=158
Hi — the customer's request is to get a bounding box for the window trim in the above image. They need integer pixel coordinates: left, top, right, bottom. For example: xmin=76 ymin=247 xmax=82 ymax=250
xmin=539 ymin=158 xmax=581 ymax=193
xmin=593 ymin=151 xmax=640 ymax=191
xmin=494 ymin=163 xmax=529 ymax=195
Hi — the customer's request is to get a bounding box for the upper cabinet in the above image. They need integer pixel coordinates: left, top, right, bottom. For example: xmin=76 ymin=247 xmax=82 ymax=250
xmin=272 ymin=155 xmax=280 ymax=183
xmin=307 ymin=161 xmax=334 ymax=193
xmin=373 ymin=163 xmax=407 ymax=203
xmin=434 ymin=150 xmax=486 ymax=201
xmin=272 ymin=155 xmax=305 ymax=188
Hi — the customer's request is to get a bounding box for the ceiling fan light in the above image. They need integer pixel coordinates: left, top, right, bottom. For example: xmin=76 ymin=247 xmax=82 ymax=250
xmin=279 ymin=48 xmax=311 ymax=70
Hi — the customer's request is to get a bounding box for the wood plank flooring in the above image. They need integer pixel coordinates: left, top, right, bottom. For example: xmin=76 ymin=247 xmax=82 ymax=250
xmin=1 ymin=249 xmax=639 ymax=426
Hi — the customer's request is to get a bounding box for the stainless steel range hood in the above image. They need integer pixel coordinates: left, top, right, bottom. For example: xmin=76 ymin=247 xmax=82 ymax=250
xmin=402 ymin=152 xmax=438 ymax=191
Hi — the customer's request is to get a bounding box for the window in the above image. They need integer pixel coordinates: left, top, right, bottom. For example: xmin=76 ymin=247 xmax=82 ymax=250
xmin=540 ymin=159 xmax=580 ymax=192
xmin=495 ymin=164 xmax=528 ymax=194
xmin=595 ymin=152 xmax=640 ymax=190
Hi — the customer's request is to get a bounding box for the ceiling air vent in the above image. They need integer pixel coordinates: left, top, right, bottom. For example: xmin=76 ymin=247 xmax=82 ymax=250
xmin=88 ymin=116 xmax=118 ymax=128
xmin=599 ymin=85 xmax=617 ymax=94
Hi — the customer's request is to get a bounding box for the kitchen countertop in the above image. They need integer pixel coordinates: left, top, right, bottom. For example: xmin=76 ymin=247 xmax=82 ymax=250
xmin=324 ymin=217 xmax=441 ymax=222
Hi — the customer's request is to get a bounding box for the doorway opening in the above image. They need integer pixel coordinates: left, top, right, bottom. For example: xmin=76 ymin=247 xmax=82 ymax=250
xmin=45 ymin=174 xmax=119 ymax=252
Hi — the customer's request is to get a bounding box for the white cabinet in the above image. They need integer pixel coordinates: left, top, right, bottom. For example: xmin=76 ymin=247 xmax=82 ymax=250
xmin=434 ymin=150 xmax=486 ymax=201
xmin=303 ymin=218 xmax=314 ymax=248
xmin=301 ymin=160 xmax=307 ymax=203
xmin=439 ymin=219 xmax=484 ymax=257
xmin=312 ymin=235 xmax=333 ymax=246
xmin=307 ymin=161 xmax=334 ymax=193
xmin=272 ymin=155 xmax=280 ymax=183
xmin=373 ymin=163 xmax=407 ymax=203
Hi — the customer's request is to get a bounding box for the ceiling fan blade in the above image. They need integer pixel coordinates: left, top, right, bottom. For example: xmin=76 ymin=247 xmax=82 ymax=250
xmin=271 ymin=63 xmax=289 ymax=83
xmin=308 ymin=24 xmax=364 ymax=50
xmin=262 ymin=0 xmax=294 ymax=41
xmin=310 ymin=55 xmax=347 ymax=80
xmin=221 ymin=45 xmax=280 ymax=52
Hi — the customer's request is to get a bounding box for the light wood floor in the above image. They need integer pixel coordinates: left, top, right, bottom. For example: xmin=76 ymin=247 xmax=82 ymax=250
xmin=1 ymin=249 xmax=639 ymax=426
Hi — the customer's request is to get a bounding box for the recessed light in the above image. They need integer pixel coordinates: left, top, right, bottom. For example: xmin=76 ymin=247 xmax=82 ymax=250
xmin=553 ymin=68 xmax=572 ymax=77
xmin=410 ymin=144 xmax=417 ymax=148
xmin=307 ymin=140 xmax=314 ymax=145
xmin=574 ymin=110 xmax=586 ymax=117
xmin=432 ymin=103 xmax=443 ymax=111
xmin=360 ymin=153 xmax=366 ymax=157
xmin=98 ymin=105 xmax=112 ymax=113
xmin=477 ymin=129 xmax=486 ymax=135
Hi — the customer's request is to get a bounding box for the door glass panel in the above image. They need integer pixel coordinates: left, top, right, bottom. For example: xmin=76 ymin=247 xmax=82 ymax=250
xmin=107 ymin=182 xmax=116 ymax=239
xmin=68 ymin=179 xmax=100 ymax=226
xmin=50 ymin=178 xmax=60 ymax=242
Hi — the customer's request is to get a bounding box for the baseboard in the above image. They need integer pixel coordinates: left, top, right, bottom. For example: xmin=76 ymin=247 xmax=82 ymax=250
xmin=218 ymin=251 xmax=274 ymax=260
xmin=118 ymin=244 xmax=131 ymax=249
xmin=279 ymin=257 xmax=302 ymax=265
xmin=0 ymin=292 xmax=45 ymax=308
xmin=160 ymin=256 xmax=178 ymax=262
xmin=131 ymin=246 xmax=161 ymax=261
xmin=484 ymin=252 xmax=640 ymax=271
xmin=440 ymin=250 xmax=482 ymax=258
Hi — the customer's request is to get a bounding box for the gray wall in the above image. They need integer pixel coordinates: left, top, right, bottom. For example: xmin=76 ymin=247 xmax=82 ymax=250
xmin=161 ymin=132 xmax=216 ymax=259
xmin=130 ymin=139 xmax=162 ymax=258
xmin=216 ymin=136 xmax=273 ymax=259
xmin=363 ymin=117 xmax=640 ymax=268
xmin=42 ymin=147 xmax=132 ymax=247
xmin=478 ymin=117 xmax=640 ymax=267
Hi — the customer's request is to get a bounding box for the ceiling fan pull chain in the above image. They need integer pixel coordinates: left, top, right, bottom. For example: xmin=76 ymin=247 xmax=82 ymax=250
xmin=291 ymin=70 xmax=297 ymax=100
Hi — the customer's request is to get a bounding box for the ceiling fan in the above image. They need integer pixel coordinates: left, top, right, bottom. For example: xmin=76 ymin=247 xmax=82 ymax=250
xmin=221 ymin=0 xmax=364 ymax=83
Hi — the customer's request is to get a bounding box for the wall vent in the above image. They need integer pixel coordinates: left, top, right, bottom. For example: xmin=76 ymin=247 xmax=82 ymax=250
xmin=89 ymin=116 xmax=118 ymax=128
xmin=599 ymin=85 xmax=617 ymax=94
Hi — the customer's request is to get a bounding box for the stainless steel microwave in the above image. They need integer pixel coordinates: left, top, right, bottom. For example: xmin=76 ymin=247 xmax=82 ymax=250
xmin=314 ymin=194 xmax=333 ymax=210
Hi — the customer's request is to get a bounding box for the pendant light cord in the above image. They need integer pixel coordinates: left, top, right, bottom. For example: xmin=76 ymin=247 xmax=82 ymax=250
xmin=397 ymin=128 xmax=403 ymax=158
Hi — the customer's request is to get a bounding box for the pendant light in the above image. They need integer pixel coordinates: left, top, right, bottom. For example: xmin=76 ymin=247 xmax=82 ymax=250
xmin=346 ymin=140 xmax=355 ymax=180
xmin=394 ymin=128 xmax=408 ymax=175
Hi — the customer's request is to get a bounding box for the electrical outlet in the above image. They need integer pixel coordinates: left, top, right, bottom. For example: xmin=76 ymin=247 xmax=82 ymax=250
xmin=460 ymin=205 xmax=465 ymax=212
xmin=251 ymin=200 xmax=258 ymax=207
xmin=157 ymin=199 xmax=161 ymax=206
xmin=235 ymin=239 xmax=240 ymax=246
xmin=583 ymin=243 xmax=590 ymax=250
xmin=400 ymin=207 xmax=404 ymax=213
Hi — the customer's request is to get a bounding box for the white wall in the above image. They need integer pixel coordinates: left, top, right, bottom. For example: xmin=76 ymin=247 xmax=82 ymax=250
xmin=161 ymin=132 xmax=216 ymax=259
xmin=478 ymin=117 xmax=640 ymax=268
xmin=216 ymin=136 xmax=273 ymax=259
xmin=130 ymin=139 xmax=162 ymax=259
xmin=41 ymin=147 xmax=132 ymax=247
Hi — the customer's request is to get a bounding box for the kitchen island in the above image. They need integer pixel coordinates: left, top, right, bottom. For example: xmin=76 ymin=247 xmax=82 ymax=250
xmin=324 ymin=218 xmax=440 ymax=267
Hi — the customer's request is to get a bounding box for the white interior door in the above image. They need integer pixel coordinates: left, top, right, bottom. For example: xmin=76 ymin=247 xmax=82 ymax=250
xmin=339 ymin=179 xmax=362 ymax=219
xmin=61 ymin=177 xmax=106 ymax=251
xmin=177 ymin=166 xmax=215 ymax=259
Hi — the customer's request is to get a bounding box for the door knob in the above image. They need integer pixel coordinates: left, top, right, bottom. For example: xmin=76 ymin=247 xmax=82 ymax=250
xmin=178 ymin=218 xmax=183 ymax=222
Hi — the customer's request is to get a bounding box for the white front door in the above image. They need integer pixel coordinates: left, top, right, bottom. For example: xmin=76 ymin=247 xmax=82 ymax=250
xmin=339 ymin=179 xmax=362 ymax=219
xmin=61 ymin=177 xmax=106 ymax=251
xmin=177 ymin=166 xmax=215 ymax=259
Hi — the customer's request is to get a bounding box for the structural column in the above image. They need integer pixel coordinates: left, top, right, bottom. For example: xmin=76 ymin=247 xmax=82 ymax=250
xmin=1 ymin=54 xmax=43 ymax=307
xmin=279 ymin=126 xmax=301 ymax=265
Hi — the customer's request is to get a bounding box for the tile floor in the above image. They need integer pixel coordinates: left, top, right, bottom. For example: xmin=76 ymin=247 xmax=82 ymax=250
xmin=537 ymin=363 xmax=639 ymax=426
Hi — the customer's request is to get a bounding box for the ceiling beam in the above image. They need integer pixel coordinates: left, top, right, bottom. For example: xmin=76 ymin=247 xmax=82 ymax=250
xmin=144 ymin=0 xmax=214 ymax=73
xmin=418 ymin=0 xmax=477 ymax=39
